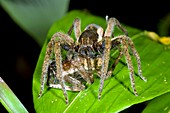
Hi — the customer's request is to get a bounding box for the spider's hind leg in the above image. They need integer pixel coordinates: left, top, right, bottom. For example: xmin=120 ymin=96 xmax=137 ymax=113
xmin=121 ymin=36 xmax=138 ymax=96
xmin=126 ymin=37 xmax=147 ymax=82
xmin=39 ymin=31 xmax=75 ymax=104
xmin=112 ymin=35 xmax=146 ymax=96
xmin=53 ymin=40 xmax=69 ymax=103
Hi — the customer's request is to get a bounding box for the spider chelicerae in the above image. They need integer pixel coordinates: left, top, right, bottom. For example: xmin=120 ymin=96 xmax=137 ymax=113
xmin=38 ymin=16 xmax=147 ymax=104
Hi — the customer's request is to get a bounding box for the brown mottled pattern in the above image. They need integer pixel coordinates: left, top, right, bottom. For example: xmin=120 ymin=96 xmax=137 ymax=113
xmin=98 ymin=36 xmax=111 ymax=99
xmin=38 ymin=40 xmax=53 ymax=98
xmin=39 ymin=17 xmax=146 ymax=104
xmin=122 ymin=38 xmax=137 ymax=95
xmin=54 ymin=41 xmax=68 ymax=104
xmin=126 ymin=38 xmax=147 ymax=82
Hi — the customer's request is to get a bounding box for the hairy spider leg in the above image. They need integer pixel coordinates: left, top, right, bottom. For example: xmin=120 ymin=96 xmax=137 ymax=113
xmin=52 ymin=32 xmax=77 ymax=104
xmin=98 ymin=18 xmax=117 ymax=99
xmin=126 ymin=37 xmax=147 ymax=82
xmin=121 ymin=36 xmax=138 ymax=96
xmin=39 ymin=32 xmax=74 ymax=104
xmin=98 ymin=17 xmax=132 ymax=99
xmin=38 ymin=40 xmax=53 ymax=98
xmin=105 ymin=17 xmax=128 ymax=36
xmin=67 ymin=18 xmax=81 ymax=44
xmin=98 ymin=36 xmax=111 ymax=99
xmin=111 ymin=35 xmax=146 ymax=96
xmin=53 ymin=40 xmax=69 ymax=103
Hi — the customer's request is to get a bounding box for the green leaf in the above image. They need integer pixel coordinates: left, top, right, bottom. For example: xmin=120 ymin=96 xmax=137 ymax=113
xmin=142 ymin=92 xmax=170 ymax=113
xmin=33 ymin=10 xmax=170 ymax=113
xmin=0 ymin=77 xmax=28 ymax=113
xmin=1 ymin=0 xmax=69 ymax=46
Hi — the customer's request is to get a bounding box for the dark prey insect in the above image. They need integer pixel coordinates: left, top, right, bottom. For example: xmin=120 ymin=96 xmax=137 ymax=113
xmin=38 ymin=16 xmax=147 ymax=104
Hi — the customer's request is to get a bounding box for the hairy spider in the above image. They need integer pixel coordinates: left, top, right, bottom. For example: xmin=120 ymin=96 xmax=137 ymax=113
xmin=38 ymin=16 xmax=147 ymax=104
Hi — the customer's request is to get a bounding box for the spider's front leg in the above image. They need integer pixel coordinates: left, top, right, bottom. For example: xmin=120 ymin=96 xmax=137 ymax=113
xmin=98 ymin=17 xmax=125 ymax=99
xmin=38 ymin=39 xmax=53 ymax=98
xmin=54 ymin=40 xmax=69 ymax=103
xmin=98 ymin=17 xmax=117 ymax=99
xmin=39 ymin=32 xmax=74 ymax=104
xmin=98 ymin=36 xmax=111 ymax=99
xmin=53 ymin=32 xmax=76 ymax=104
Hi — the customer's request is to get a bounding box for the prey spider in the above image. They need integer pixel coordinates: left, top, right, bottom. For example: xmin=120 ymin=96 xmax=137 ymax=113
xmin=38 ymin=16 xmax=147 ymax=104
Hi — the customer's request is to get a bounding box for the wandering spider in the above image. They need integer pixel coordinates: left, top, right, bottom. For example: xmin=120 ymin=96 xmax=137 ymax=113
xmin=38 ymin=16 xmax=147 ymax=104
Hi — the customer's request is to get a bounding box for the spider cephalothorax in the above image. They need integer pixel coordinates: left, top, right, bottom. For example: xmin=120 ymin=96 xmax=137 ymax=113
xmin=38 ymin=16 xmax=147 ymax=104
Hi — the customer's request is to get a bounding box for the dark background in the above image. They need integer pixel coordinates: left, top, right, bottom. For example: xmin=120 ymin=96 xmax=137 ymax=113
xmin=0 ymin=0 xmax=169 ymax=112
